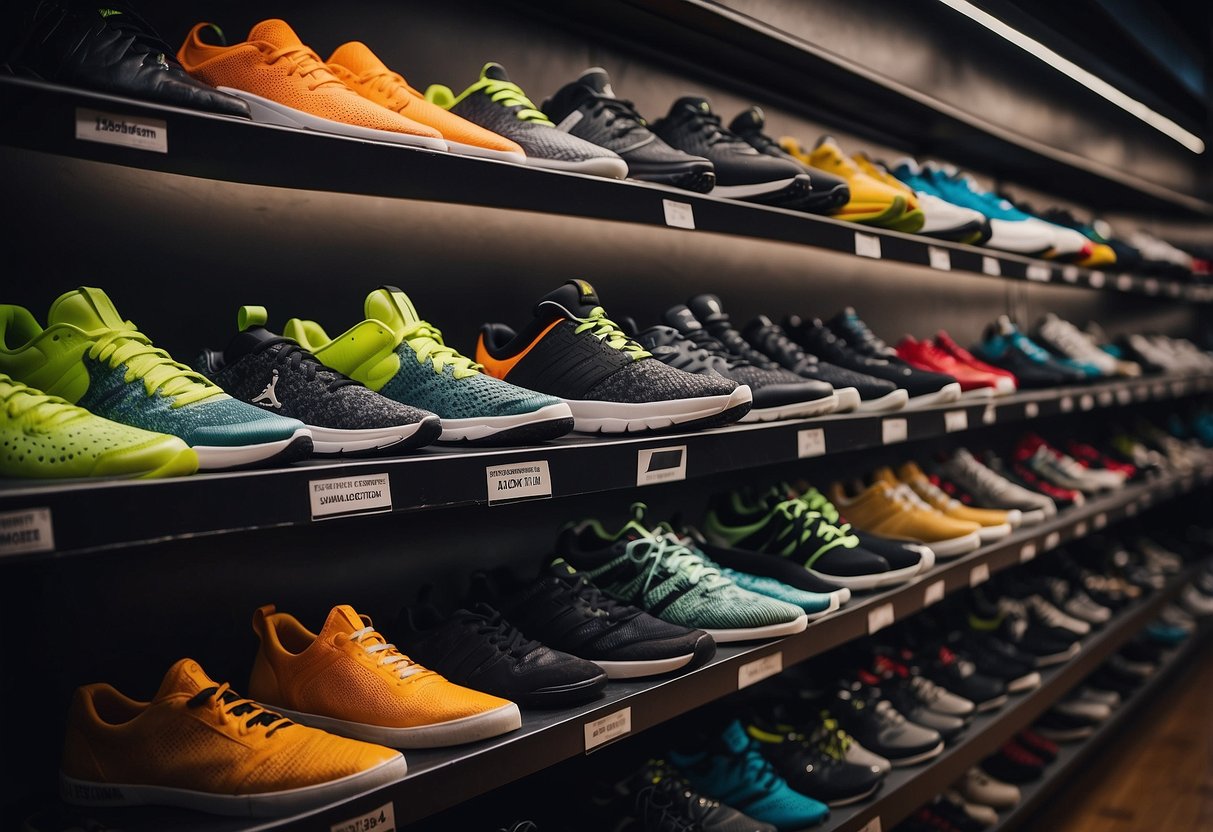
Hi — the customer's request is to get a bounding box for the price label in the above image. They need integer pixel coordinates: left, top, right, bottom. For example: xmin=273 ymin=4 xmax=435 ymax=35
xmin=1116 ymin=388 xmax=1131 ymax=405
xmin=1024 ymin=401 xmax=1040 ymax=419
xmin=1060 ymin=396 xmax=1074 ymax=413
xmin=858 ymin=817 xmax=882 ymax=832
xmin=1062 ymin=266 xmax=1079 ymax=283
xmin=1097 ymin=391 xmax=1113 ymax=407
xmin=1116 ymin=274 xmax=1133 ymax=291
xmin=969 ymin=563 xmax=990 ymax=587
xmin=867 ymin=603 xmax=895 ymax=634
xmin=0 ymin=508 xmax=54 ymax=557
xmin=1079 ymin=394 xmax=1094 ymax=411
xmin=945 ymin=410 xmax=968 ymax=432
xmin=76 ymin=107 xmax=168 ymax=153
xmin=982 ymin=403 xmax=997 ymax=425
xmin=1089 ymin=271 xmax=1106 ymax=287
xmin=1044 ymin=531 xmax=1061 ymax=550
xmin=855 ymin=232 xmax=882 ymax=259
xmin=982 ymin=256 xmax=1001 ymax=276
xmin=331 ymin=802 xmax=396 ymax=832
xmin=1074 ymin=521 xmax=1089 ymax=538
xmin=310 ymin=473 xmax=393 ymax=520
xmin=1027 ymin=264 xmax=1051 ymax=282
xmin=1094 ymin=513 xmax=1108 ymax=530
xmin=1126 ymin=501 xmax=1138 ymax=517
xmin=636 ymin=446 xmax=687 ymax=486
xmin=585 ymin=707 xmax=632 ymax=751
xmin=486 ymin=461 xmax=552 ymax=505
xmin=1020 ymin=542 xmax=1037 ymax=563
xmin=1151 ymin=383 xmax=1166 ymax=398
xmin=923 ymin=580 xmax=946 ymax=607
xmin=797 ymin=428 xmax=826 ymax=458
xmin=738 ymin=652 xmax=784 ymax=689
xmin=928 ymin=246 xmax=952 ymax=270
xmin=662 ymin=199 xmax=695 ymax=229
xmin=1145 ymin=278 xmax=1160 ymax=295
xmin=882 ymin=418 xmax=907 ymax=445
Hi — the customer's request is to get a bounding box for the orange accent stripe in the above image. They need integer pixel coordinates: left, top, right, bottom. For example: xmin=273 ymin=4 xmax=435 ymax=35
xmin=476 ymin=319 xmax=563 ymax=380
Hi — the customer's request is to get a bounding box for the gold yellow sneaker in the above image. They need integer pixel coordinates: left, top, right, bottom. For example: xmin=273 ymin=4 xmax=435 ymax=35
xmin=896 ymin=461 xmax=1017 ymax=541
xmin=829 ymin=473 xmax=983 ymax=557
xmin=1077 ymin=242 xmax=1117 ymax=269
xmin=249 ymin=604 xmax=521 ymax=748
xmin=850 ymin=152 xmax=927 ymax=233
xmin=60 ymin=658 xmax=405 ymax=817
xmin=780 ymin=135 xmax=918 ymax=229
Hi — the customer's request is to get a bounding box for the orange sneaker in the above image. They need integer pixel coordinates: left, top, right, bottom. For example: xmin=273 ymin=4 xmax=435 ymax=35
xmin=327 ymin=42 xmax=525 ymax=164
xmin=829 ymin=473 xmax=983 ymax=558
xmin=60 ymin=658 xmax=405 ymax=817
xmin=248 ymin=604 xmax=521 ymax=748
xmin=896 ymin=461 xmax=1017 ymax=541
xmin=177 ymin=20 xmax=447 ymax=150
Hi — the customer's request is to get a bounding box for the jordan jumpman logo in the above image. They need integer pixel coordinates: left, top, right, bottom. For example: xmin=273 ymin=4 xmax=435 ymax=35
xmin=252 ymin=369 xmax=282 ymax=409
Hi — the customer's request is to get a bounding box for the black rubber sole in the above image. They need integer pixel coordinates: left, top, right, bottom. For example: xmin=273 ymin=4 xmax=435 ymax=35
xmin=516 ymin=673 xmax=609 ymax=709
xmin=631 ymin=166 xmax=716 ymax=194
xmin=740 ymin=174 xmax=816 ymax=208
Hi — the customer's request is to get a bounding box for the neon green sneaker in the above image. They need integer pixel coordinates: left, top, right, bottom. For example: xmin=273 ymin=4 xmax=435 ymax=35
xmin=0 ymin=288 xmax=311 ymax=470
xmin=1 ymin=373 xmax=197 ymax=479
xmin=284 ymin=286 xmax=574 ymax=444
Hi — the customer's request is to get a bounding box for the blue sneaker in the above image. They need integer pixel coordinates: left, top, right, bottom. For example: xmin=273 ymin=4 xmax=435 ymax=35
xmin=973 ymin=316 xmax=1088 ymax=388
xmin=720 ymin=569 xmax=839 ymax=618
xmin=669 ymin=720 xmax=830 ymax=830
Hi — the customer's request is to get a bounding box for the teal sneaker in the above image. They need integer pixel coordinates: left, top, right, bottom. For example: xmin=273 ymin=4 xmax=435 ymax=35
xmin=0 ymin=288 xmax=311 ymax=470
xmin=719 ymin=569 xmax=838 ymax=618
xmin=556 ymin=504 xmax=807 ymax=642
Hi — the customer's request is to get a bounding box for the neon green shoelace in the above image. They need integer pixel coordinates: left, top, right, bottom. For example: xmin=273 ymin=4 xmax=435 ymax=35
xmin=87 ymin=329 xmax=223 ymax=407
xmin=573 ymin=307 xmax=651 ymax=359
xmin=473 ymin=78 xmax=551 ymax=123
xmin=399 ymin=321 xmax=480 ymax=379
xmin=772 ymin=498 xmax=857 ymax=553
xmin=1 ymin=379 xmax=79 ymax=427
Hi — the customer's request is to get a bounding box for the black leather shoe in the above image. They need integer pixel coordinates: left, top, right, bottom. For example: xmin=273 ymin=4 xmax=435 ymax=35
xmin=7 ymin=0 xmax=249 ymax=118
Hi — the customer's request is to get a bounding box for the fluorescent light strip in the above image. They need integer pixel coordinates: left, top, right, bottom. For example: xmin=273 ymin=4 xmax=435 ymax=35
xmin=935 ymin=0 xmax=1205 ymax=154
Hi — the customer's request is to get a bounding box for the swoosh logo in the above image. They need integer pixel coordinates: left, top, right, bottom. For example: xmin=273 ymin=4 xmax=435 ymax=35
xmin=476 ymin=319 xmax=562 ymax=380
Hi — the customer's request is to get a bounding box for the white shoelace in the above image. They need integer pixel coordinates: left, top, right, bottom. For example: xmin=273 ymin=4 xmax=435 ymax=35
xmin=349 ymin=626 xmax=421 ymax=679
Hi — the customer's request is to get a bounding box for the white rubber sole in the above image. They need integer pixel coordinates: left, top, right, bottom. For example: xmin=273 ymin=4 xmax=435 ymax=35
xmin=1033 ymin=642 xmax=1082 ymax=667
xmin=974 ymin=694 xmax=1009 ymax=713
xmin=527 ymin=155 xmax=628 ymax=179
xmin=570 ymin=386 xmax=753 ymax=433
xmin=309 ymin=417 xmax=439 ymax=455
xmin=871 ymin=557 xmax=934 ymax=589
xmin=445 ymin=139 xmax=526 ymax=165
xmin=986 ymin=218 xmax=1056 ymax=255
xmin=832 ymin=387 xmax=862 ymax=412
xmin=220 ymin=88 xmax=448 ymax=151
xmin=976 ymin=523 xmax=1013 ymax=542
xmin=594 ymin=653 xmax=696 ymax=679
xmin=804 ymin=594 xmax=842 ymax=619
xmin=1018 ymin=508 xmax=1048 ymax=525
xmin=809 ymin=566 xmax=902 ymax=592
xmin=1007 ymin=671 xmax=1042 ymax=693
xmin=193 ymin=427 xmax=312 ymax=470
xmin=1004 ymin=509 xmax=1024 ymax=528
xmin=439 ymin=402 xmax=573 ymax=442
xmin=903 ymin=382 xmax=963 ymax=410
xmin=712 ymin=176 xmax=801 ymax=198
xmin=739 ymin=392 xmax=839 ymax=423
xmin=856 ymin=389 xmax=910 ymax=412
xmin=273 ymin=703 xmax=520 ymax=748
xmin=889 ymin=741 xmax=946 ymax=768
xmin=704 ymin=613 xmax=807 ymax=643
xmin=60 ymin=755 xmax=406 ymax=817
xmin=960 ymin=386 xmax=995 ymax=399
xmin=927 ymin=530 xmax=984 ymax=557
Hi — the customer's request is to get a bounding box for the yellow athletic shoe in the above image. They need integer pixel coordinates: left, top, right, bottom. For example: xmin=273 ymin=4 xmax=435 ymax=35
xmin=60 ymin=658 xmax=405 ymax=817
xmin=0 ymin=373 xmax=197 ymax=479
xmin=780 ymin=135 xmax=918 ymax=229
xmin=248 ymin=604 xmax=522 ymax=748
xmin=1077 ymin=242 xmax=1117 ymax=269
xmin=829 ymin=473 xmax=983 ymax=558
xmin=850 ymin=152 xmax=927 ymax=233
xmin=896 ymin=461 xmax=1017 ymax=541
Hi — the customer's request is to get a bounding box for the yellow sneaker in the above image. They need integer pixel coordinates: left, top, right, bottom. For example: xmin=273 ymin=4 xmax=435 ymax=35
xmin=780 ymin=135 xmax=919 ymax=229
xmin=249 ymin=604 xmax=521 ymax=748
xmin=60 ymin=658 xmax=405 ymax=817
xmin=850 ymin=152 xmax=927 ymax=233
xmin=896 ymin=461 xmax=1017 ymax=541
xmin=829 ymin=473 xmax=983 ymax=557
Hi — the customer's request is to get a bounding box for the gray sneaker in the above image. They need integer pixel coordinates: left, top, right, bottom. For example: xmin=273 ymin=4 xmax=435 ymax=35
xmin=938 ymin=448 xmax=1057 ymax=523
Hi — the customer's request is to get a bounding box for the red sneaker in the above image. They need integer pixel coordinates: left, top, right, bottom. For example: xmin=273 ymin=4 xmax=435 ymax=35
xmin=897 ymin=335 xmax=1005 ymax=397
xmin=933 ymin=330 xmax=1018 ymax=393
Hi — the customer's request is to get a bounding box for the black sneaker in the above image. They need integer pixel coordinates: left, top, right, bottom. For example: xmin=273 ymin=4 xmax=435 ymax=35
xmin=913 ymin=644 xmax=1008 ymax=712
xmin=869 ymin=674 xmax=969 ymax=744
xmin=196 ymin=308 xmax=441 ymax=456
xmin=744 ymin=718 xmax=884 ymax=807
xmin=948 ymin=631 xmax=1042 ymax=693
xmin=742 ymin=315 xmax=902 ymax=412
xmin=602 ymin=759 xmax=778 ymax=832
xmin=686 ymin=528 xmax=852 ymax=600
xmin=658 ymin=304 xmax=839 ymax=421
xmin=393 ymin=602 xmax=607 ymax=709
xmin=832 ymin=685 xmax=944 ymax=767
xmin=471 ymin=560 xmax=715 ymax=679
xmin=969 ymin=589 xmax=1081 ymax=668
xmin=1032 ymin=708 xmax=1099 ymax=742
xmin=826 ymin=308 xmax=962 ymax=407
xmin=981 ymin=741 xmax=1046 ymax=783
xmin=728 ymin=106 xmax=851 ymax=214
xmin=541 ymin=68 xmax=715 ymax=193
xmin=651 ymin=97 xmax=813 ymax=205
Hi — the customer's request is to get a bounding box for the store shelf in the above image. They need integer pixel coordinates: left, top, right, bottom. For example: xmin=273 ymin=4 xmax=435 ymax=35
xmin=3 ymin=76 xmax=1210 ymax=305
xmin=25 ymin=466 xmax=1208 ymax=832
xmin=1 ymin=369 xmax=1209 ymax=562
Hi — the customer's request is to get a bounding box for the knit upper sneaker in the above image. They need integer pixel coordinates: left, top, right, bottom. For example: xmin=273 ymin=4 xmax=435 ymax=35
xmin=476 ymin=280 xmax=752 ymax=433
xmin=0 ymin=288 xmax=311 ymax=470
xmin=197 ymin=306 xmax=440 ymax=456
xmin=284 ymin=287 xmax=573 ymax=445
xmin=557 ymin=505 xmax=808 ymax=642
xmin=425 ymin=63 xmax=627 ymax=178
xmin=0 ymin=373 xmax=197 ymax=479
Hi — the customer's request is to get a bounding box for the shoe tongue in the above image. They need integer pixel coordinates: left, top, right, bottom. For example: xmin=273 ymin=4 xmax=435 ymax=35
xmin=155 ymin=658 xmax=219 ymax=700
xmin=224 ymin=326 xmax=280 ymax=363
xmin=686 ymin=294 xmax=729 ymax=326
xmin=892 ymin=156 xmax=921 ymax=175
xmin=365 ymin=286 xmax=422 ymax=334
xmin=873 ymin=467 xmax=900 ymax=486
xmin=728 ymin=105 xmax=765 ymax=135
xmin=321 ymin=604 xmax=370 ymax=637
xmin=721 ymin=719 xmax=750 ymax=753
xmin=899 ymin=461 xmax=926 ymax=481
xmin=48 ymin=287 xmax=129 ymax=332
xmin=536 ymin=279 xmax=601 ymax=320
xmin=547 ymin=557 xmax=582 ymax=581
xmin=577 ymin=67 xmax=615 ymax=97
xmin=328 ymin=41 xmax=387 ymax=75
xmin=996 ymin=315 xmax=1017 ymax=337
xmin=815 ymin=135 xmax=841 ymax=152
xmin=672 ymin=95 xmax=713 ymax=116
xmin=663 ymin=305 xmax=703 ymax=333
xmin=248 ymin=18 xmax=305 ymax=48
xmin=481 ymin=62 xmax=511 ymax=82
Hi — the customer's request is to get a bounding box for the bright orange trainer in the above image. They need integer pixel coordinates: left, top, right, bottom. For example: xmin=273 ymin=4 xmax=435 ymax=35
xmin=178 ymin=19 xmax=447 ymax=151
xmin=60 ymin=658 xmax=405 ymax=817
xmin=327 ymin=42 xmax=525 ymax=164
xmin=248 ymin=604 xmax=521 ymax=748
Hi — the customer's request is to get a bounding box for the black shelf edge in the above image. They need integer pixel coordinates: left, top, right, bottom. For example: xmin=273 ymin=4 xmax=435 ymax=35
xmin=2 ymin=77 xmax=1209 ymax=304
xmin=31 ymin=468 xmax=1208 ymax=832
xmin=2 ymin=372 xmax=1209 ymax=562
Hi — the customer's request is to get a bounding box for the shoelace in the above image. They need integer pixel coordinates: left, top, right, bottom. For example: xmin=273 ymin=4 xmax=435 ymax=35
xmin=873 ymin=699 xmax=907 ymax=727
xmin=1042 ymin=319 xmax=1105 ymax=361
xmin=586 ymin=95 xmax=649 ymax=139
xmin=100 ymin=5 xmax=176 ymax=61
xmin=798 ymin=487 xmax=844 ymax=525
xmin=398 ymin=320 xmax=481 ymax=378
xmin=473 ymin=78 xmax=551 ymax=123
xmin=263 ymin=45 xmax=342 ymax=91
xmin=634 ymin=785 xmax=697 ymax=832
xmin=625 ymin=535 xmax=730 ymax=593
xmin=187 ymin=683 xmax=292 ymax=736
xmin=908 ymin=675 xmax=947 ymax=705
xmin=573 ymin=308 xmax=651 ymax=359
xmin=954 ymin=452 xmax=1016 ymax=495
xmin=360 ymin=69 xmax=421 ymax=103
xmin=683 ymin=109 xmax=738 ymax=146
xmin=771 ymin=498 xmax=857 ymax=552
xmin=738 ymin=743 xmax=784 ymax=791
xmin=679 ymin=327 xmax=752 ymax=368
xmin=1 ymin=379 xmax=81 ymax=427
xmin=348 ymin=626 xmax=424 ymax=680
xmin=841 ymin=315 xmax=891 ymax=355
xmin=470 ymin=608 xmax=541 ymax=658
xmin=88 ymin=329 xmax=224 ymax=407
xmin=559 ymin=571 xmax=629 ymax=620
xmin=908 ymin=475 xmax=958 ymax=509
xmin=260 ymin=339 xmax=356 ymax=391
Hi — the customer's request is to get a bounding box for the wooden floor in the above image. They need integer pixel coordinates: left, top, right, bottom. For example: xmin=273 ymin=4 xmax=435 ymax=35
xmin=1026 ymin=639 xmax=1213 ymax=832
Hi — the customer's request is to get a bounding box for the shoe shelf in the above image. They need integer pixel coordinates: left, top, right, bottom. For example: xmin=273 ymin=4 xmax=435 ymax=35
xmin=2 ymin=76 xmax=1209 ymax=305
xmin=26 ymin=471 xmax=1207 ymax=832
xmin=1 ymin=371 xmax=1209 ymax=562
xmin=986 ymin=624 xmax=1210 ymax=832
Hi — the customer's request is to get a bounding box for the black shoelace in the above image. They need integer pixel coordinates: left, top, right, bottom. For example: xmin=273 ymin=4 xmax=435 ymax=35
xmin=471 ymin=608 xmax=541 ymax=659
xmin=683 ymin=110 xmax=740 ymax=147
xmin=561 ymin=572 xmax=632 ymax=621
xmin=586 ymin=95 xmax=650 ymax=140
xmin=187 ymin=685 xmax=292 ymax=737
xmin=258 ymin=338 xmax=357 ymax=391
xmin=679 ymin=327 xmax=751 ymax=368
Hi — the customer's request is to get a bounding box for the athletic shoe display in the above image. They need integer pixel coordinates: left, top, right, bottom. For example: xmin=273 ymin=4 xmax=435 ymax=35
xmin=10 ymin=1 xmax=250 ymax=117
xmin=832 ymin=685 xmax=945 ymax=767
xmin=745 ymin=718 xmax=885 ymax=807
xmin=935 ymin=448 xmax=1056 ymax=523
xmin=1033 ymin=314 xmax=1139 ymax=378
xmin=285 ymin=286 xmax=573 ymax=444
xmin=956 ymin=766 xmax=1020 ymax=809
xmin=197 ymin=306 xmax=440 ymax=456
xmin=931 ymin=331 xmax=1019 ymax=392
xmin=781 ymin=137 xmax=916 ymax=229
xmin=944 ymin=630 xmax=1042 ymax=693
xmin=477 ymin=281 xmax=751 ymax=432
xmin=0 ymin=372 xmax=197 ymax=479
xmin=651 ymin=97 xmax=814 ymax=205
xmin=248 ymin=604 xmax=522 ymax=747
xmin=851 ymin=153 xmax=990 ymax=243
xmin=326 ymin=42 xmax=525 ymax=163
xmin=474 ymin=560 xmax=716 ymax=679
xmin=60 ymin=658 xmax=406 ymax=816
xmin=969 ymin=589 xmax=1081 ymax=667
xmin=829 ymin=477 xmax=983 ymax=558
xmin=178 ymin=20 xmax=447 ymax=149
xmin=393 ymin=602 xmax=607 ymax=708
xmin=1015 ymin=434 xmax=1125 ymax=493
xmin=896 ymin=336 xmax=1010 ymax=397
xmin=0 ymin=288 xmax=312 ymax=470
xmin=542 ymin=67 xmax=715 ymax=192
xmin=607 ymin=759 xmax=778 ymax=832
xmin=727 ymin=106 xmax=851 ymax=213
xmin=826 ymin=309 xmax=962 ymax=407
xmin=895 ymin=462 xmax=1018 ymax=539
xmin=973 ymin=317 xmax=1088 ymax=387
xmin=425 ymin=63 xmax=627 ymax=177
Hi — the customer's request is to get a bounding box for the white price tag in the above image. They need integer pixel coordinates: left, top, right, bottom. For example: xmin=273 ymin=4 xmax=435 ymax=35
xmin=1062 ymin=265 xmax=1079 ymax=283
xmin=1135 ymin=385 xmax=1149 ymax=401
xmin=1145 ymin=278 xmax=1160 ymax=295
xmin=486 ymin=461 xmax=552 ymax=505
xmin=969 ymin=563 xmax=990 ymax=586
xmin=855 ymin=232 xmax=882 ymax=259
xmin=1094 ymin=513 xmax=1108 ymax=530
xmin=858 ymin=817 xmax=882 ymax=832
xmin=0 ymin=508 xmax=54 ymax=557
xmin=1079 ymin=394 xmax=1094 ymax=411
xmin=1027 ymin=264 xmax=1050 ymax=282
xmin=331 ymin=803 xmax=396 ymax=832
xmin=982 ymin=256 xmax=1001 ymax=276
xmin=636 ymin=446 xmax=687 ymax=486
xmin=1171 ymin=381 xmax=1184 ymax=396
xmin=1116 ymin=274 xmax=1133 ymax=291
xmin=310 ymin=473 xmax=393 ymax=520
xmin=1074 ymin=521 xmax=1089 ymax=538
xmin=1097 ymin=391 xmax=1113 ymax=407
xmin=982 ymin=403 xmax=997 ymax=425
xmin=928 ymin=246 xmax=952 ymax=270
xmin=882 ymin=418 xmax=907 ymax=444
xmin=662 ymin=199 xmax=695 ymax=229
xmin=923 ymin=580 xmax=946 ymax=607
xmin=1089 ymin=271 xmax=1106 ymax=287
xmin=76 ymin=107 xmax=167 ymax=153
xmin=1126 ymin=501 xmax=1138 ymax=517
xmin=1116 ymin=388 xmax=1131 ymax=405
xmin=867 ymin=603 xmax=895 ymax=634
xmin=797 ymin=428 xmax=826 ymax=458
xmin=738 ymin=652 xmax=784 ymax=689
xmin=1024 ymin=401 xmax=1040 ymax=419
xmin=945 ymin=410 xmax=968 ymax=432
xmin=1044 ymin=531 xmax=1061 ymax=550
xmin=1151 ymin=383 xmax=1166 ymax=398
xmin=1167 ymin=282 xmax=1182 ymax=297
xmin=1020 ymin=542 xmax=1037 ymax=563
xmin=585 ymin=707 xmax=632 ymax=751
xmin=1060 ymin=396 xmax=1074 ymax=413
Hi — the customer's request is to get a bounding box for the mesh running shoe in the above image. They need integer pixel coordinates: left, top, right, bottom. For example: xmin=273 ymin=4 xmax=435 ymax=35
xmin=931 ymin=330 xmax=1018 ymax=392
xmin=831 ymin=685 xmax=944 ymax=767
xmin=972 ymin=316 xmax=1087 ymax=387
xmin=895 ymin=461 xmax=1018 ymax=539
xmin=934 ymin=449 xmax=1055 ymax=524
xmin=716 ymin=567 xmax=840 ymax=618
xmin=198 ymin=306 xmax=440 ymax=456
xmin=1033 ymin=313 xmax=1138 ymax=378
xmin=827 ymin=309 xmax=962 ymax=407
xmin=851 ymin=153 xmax=988 ymax=243
xmin=745 ymin=718 xmax=885 ymax=807
xmin=781 ymin=137 xmax=915 ymax=229
xmin=60 ymin=658 xmax=406 ymax=816
xmin=651 ymin=98 xmax=814 ymax=205
xmin=249 ymin=604 xmax=521 ymax=748
xmin=727 ymin=106 xmax=850 ymax=213
xmin=326 ymin=41 xmax=524 ymax=163
xmin=828 ymin=475 xmax=983 ymax=558
xmin=474 ymin=560 xmax=715 ymax=679
xmin=477 ymin=281 xmax=752 ymax=433
xmin=607 ymin=759 xmax=778 ymax=832
xmin=669 ymin=720 xmax=830 ymax=830
xmin=896 ymin=335 xmax=1008 ymax=398
xmin=557 ymin=505 xmax=808 ymax=641
xmin=542 ymin=67 xmax=715 ymax=192
xmin=284 ymin=287 xmax=573 ymax=444
xmin=425 ymin=63 xmax=627 ymax=177
xmin=0 ymin=372 xmax=197 ymax=479
xmin=0 ymin=288 xmax=311 ymax=470
xmin=178 ymin=20 xmax=447 ymax=149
